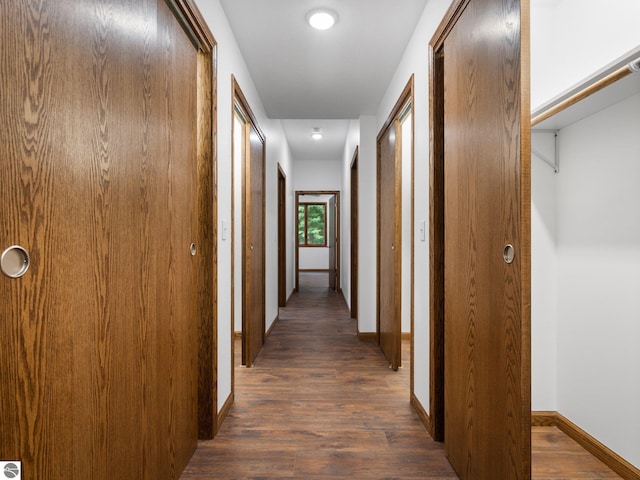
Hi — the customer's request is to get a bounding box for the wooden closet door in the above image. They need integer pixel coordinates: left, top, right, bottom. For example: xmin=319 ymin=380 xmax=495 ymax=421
xmin=328 ymin=196 xmax=337 ymax=291
xmin=0 ymin=1 xmax=199 ymax=478
xmin=244 ymin=123 xmax=265 ymax=367
xmin=440 ymin=0 xmax=531 ymax=479
xmin=377 ymin=120 xmax=402 ymax=371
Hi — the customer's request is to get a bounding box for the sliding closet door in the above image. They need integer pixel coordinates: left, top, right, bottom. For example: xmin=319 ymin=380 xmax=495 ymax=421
xmin=377 ymin=119 xmax=402 ymax=371
xmin=0 ymin=1 xmax=202 ymax=478
xmin=430 ymin=0 xmax=531 ymax=478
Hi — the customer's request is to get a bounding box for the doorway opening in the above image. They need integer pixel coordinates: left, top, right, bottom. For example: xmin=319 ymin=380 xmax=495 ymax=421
xmin=295 ymin=190 xmax=340 ymax=292
xmin=376 ymin=77 xmax=414 ymax=374
xmin=232 ymin=78 xmax=266 ymax=369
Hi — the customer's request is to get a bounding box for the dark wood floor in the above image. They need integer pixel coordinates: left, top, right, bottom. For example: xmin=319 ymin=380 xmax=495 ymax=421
xmin=181 ymin=273 xmax=620 ymax=479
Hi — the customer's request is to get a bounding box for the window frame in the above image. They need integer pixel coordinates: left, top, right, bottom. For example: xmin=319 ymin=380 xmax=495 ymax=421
xmin=298 ymin=202 xmax=327 ymax=247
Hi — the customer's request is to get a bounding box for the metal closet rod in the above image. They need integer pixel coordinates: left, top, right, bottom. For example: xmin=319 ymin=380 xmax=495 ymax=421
xmin=531 ymin=55 xmax=640 ymax=127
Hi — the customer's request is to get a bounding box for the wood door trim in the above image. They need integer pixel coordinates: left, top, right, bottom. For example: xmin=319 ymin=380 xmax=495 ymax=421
xmin=167 ymin=0 xmax=215 ymax=51
xmin=277 ymin=164 xmax=287 ymax=307
xmin=350 ymin=147 xmax=359 ymax=320
xmin=232 ymin=76 xmax=266 ymax=369
xmin=164 ymin=0 xmax=218 ymax=442
xmin=428 ymin=0 xmax=471 ymax=446
xmin=232 ymin=77 xmax=266 ymax=143
xmin=532 ymin=412 xmax=640 ymax=479
xmin=429 ymin=0 xmax=470 ymax=51
xmin=376 ymin=76 xmax=413 ymax=371
xmin=428 ymin=43 xmax=446 ymax=443
xmin=295 ymin=190 xmax=340 ymax=291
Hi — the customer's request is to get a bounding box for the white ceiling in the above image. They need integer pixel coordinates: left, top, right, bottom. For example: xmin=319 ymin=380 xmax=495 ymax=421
xmin=219 ymin=0 xmax=430 ymax=160
xmin=281 ymin=119 xmax=351 ymax=161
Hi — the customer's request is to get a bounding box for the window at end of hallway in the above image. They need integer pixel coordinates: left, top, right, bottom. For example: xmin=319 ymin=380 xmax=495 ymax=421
xmin=298 ymin=203 xmax=326 ymax=246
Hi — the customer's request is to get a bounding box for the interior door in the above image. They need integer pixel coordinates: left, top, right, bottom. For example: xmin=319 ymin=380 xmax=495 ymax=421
xmin=244 ymin=122 xmax=266 ymax=367
xmin=350 ymin=150 xmax=359 ymax=319
xmin=0 ymin=1 xmax=199 ymax=478
xmin=434 ymin=0 xmax=531 ymax=478
xmin=377 ymin=120 xmax=402 ymax=370
xmin=278 ymin=166 xmax=287 ymax=307
xmin=328 ymin=196 xmax=337 ymax=291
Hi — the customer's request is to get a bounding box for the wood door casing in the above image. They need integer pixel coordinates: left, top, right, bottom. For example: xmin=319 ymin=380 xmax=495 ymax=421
xmin=234 ymin=78 xmax=266 ymax=369
xmin=350 ymin=149 xmax=359 ymax=319
xmin=0 ymin=0 xmax=212 ymax=477
xmin=278 ymin=165 xmax=287 ymax=307
xmin=377 ymin=78 xmax=413 ymax=372
xmin=429 ymin=0 xmax=531 ymax=478
xmin=377 ymin=120 xmax=402 ymax=371
xmin=294 ymin=190 xmax=340 ymax=292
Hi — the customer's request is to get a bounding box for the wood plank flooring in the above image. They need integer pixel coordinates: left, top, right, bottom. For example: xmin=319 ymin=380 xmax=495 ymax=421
xmin=181 ymin=273 xmax=621 ymax=479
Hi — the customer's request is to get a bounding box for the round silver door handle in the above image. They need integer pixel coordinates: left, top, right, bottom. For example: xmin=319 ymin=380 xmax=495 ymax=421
xmin=1 ymin=245 xmax=30 ymax=278
xmin=503 ymin=244 xmax=515 ymax=264
xmin=250 ymin=243 xmax=254 ymax=250
xmin=190 ymin=243 xmax=197 ymax=256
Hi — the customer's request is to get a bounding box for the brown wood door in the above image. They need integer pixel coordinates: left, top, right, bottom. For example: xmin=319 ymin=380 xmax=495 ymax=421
xmin=278 ymin=166 xmax=287 ymax=307
xmin=243 ymin=122 xmax=265 ymax=367
xmin=430 ymin=0 xmax=531 ymax=478
xmin=377 ymin=121 xmax=402 ymax=370
xmin=0 ymin=1 xmax=201 ymax=478
xmin=328 ymin=196 xmax=337 ymax=291
xmin=350 ymin=150 xmax=359 ymax=319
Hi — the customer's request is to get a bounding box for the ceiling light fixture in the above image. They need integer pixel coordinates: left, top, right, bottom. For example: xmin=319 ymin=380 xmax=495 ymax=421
xmin=311 ymin=128 xmax=323 ymax=140
xmin=306 ymin=9 xmax=337 ymax=30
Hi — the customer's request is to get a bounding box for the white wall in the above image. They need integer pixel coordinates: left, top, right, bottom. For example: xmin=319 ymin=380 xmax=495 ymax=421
xmin=293 ymin=160 xmax=342 ymax=191
xmin=531 ymin=0 xmax=640 ymax=110
xmin=401 ymin=114 xmax=412 ymax=334
xmin=530 ymin=0 xmax=640 ymax=468
xmin=233 ymin=115 xmax=243 ymax=333
xmin=193 ymin=0 xmax=294 ymax=412
xmin=371 ymin=0 xmax=453 ymax=414
xmin=264 ymin=123 xmax=295 ymax=330
xmin=554 ymin=94 xmax=640 ymax=468
xmin=357 ymin=115 xmax=378 ymax=334
xmin=299 ymin=248 xmax=329 ymax=270
xmin=294 ymin=160 xmax=348 ymax=284
xmin=341 ymin=120 xmax=360 ymax=307
xmin=531 ymin=139 xmax=558 ymax=411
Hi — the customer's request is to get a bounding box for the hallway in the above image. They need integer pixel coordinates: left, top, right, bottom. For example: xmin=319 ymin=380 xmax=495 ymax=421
xmin=181 ymin=273 xmax=621 ymax=479
xmin=181 ymin=274 xmax=456 ymax=478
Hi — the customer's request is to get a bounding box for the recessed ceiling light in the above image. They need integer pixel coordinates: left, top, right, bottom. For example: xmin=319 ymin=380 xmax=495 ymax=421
xmin=311 ymin=128 xmax=323 ymax=140
xmin=306 ymin=9 xmax=337 ymax=30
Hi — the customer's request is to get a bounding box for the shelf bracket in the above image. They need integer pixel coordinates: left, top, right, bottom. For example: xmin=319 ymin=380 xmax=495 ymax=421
xmin=531 ymin=129 xmax=559 ymax=173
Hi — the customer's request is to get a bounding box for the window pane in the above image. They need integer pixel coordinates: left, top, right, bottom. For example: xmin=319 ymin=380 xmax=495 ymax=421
xmin=298 ymin=205 xmax=305 ymax=244
xmin=306 ymin=204 xmax=325 ymax=245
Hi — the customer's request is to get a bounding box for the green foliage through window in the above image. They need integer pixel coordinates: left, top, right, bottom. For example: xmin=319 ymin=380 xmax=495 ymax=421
xmin=298 ymin=203 xmax=326 ymax=246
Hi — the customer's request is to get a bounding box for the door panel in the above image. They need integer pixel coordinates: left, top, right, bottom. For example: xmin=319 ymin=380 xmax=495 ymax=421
xmin=278 ymin=167 xmax=286 ymax=307
xmin=328 ymin=196 xmax=337 ymax=291
xmin=377 ymin=121 xmax=401 ymax=370
xmin=244 ymin=123 xmax=265 ymax=367
xmin=0 ymin=1 xmax=198 ymax=478
xmin=440 ymin=0 xmax=530 ymax=478
xmin=350 ymin=152 xmax=359 ymax=319
xmin=156 ymin=2 xmax=199 ymax=473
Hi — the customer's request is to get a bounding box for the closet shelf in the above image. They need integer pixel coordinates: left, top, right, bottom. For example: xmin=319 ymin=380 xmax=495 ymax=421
xmin=532 ymin=46 xmax=640 ymax=130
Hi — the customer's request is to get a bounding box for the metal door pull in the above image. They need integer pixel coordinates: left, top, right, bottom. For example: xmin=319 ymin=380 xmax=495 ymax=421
xmin=1 ymin=245 xmax=30 ymax=278
xmin=503 ymin=244 xmax=515 ymax=264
